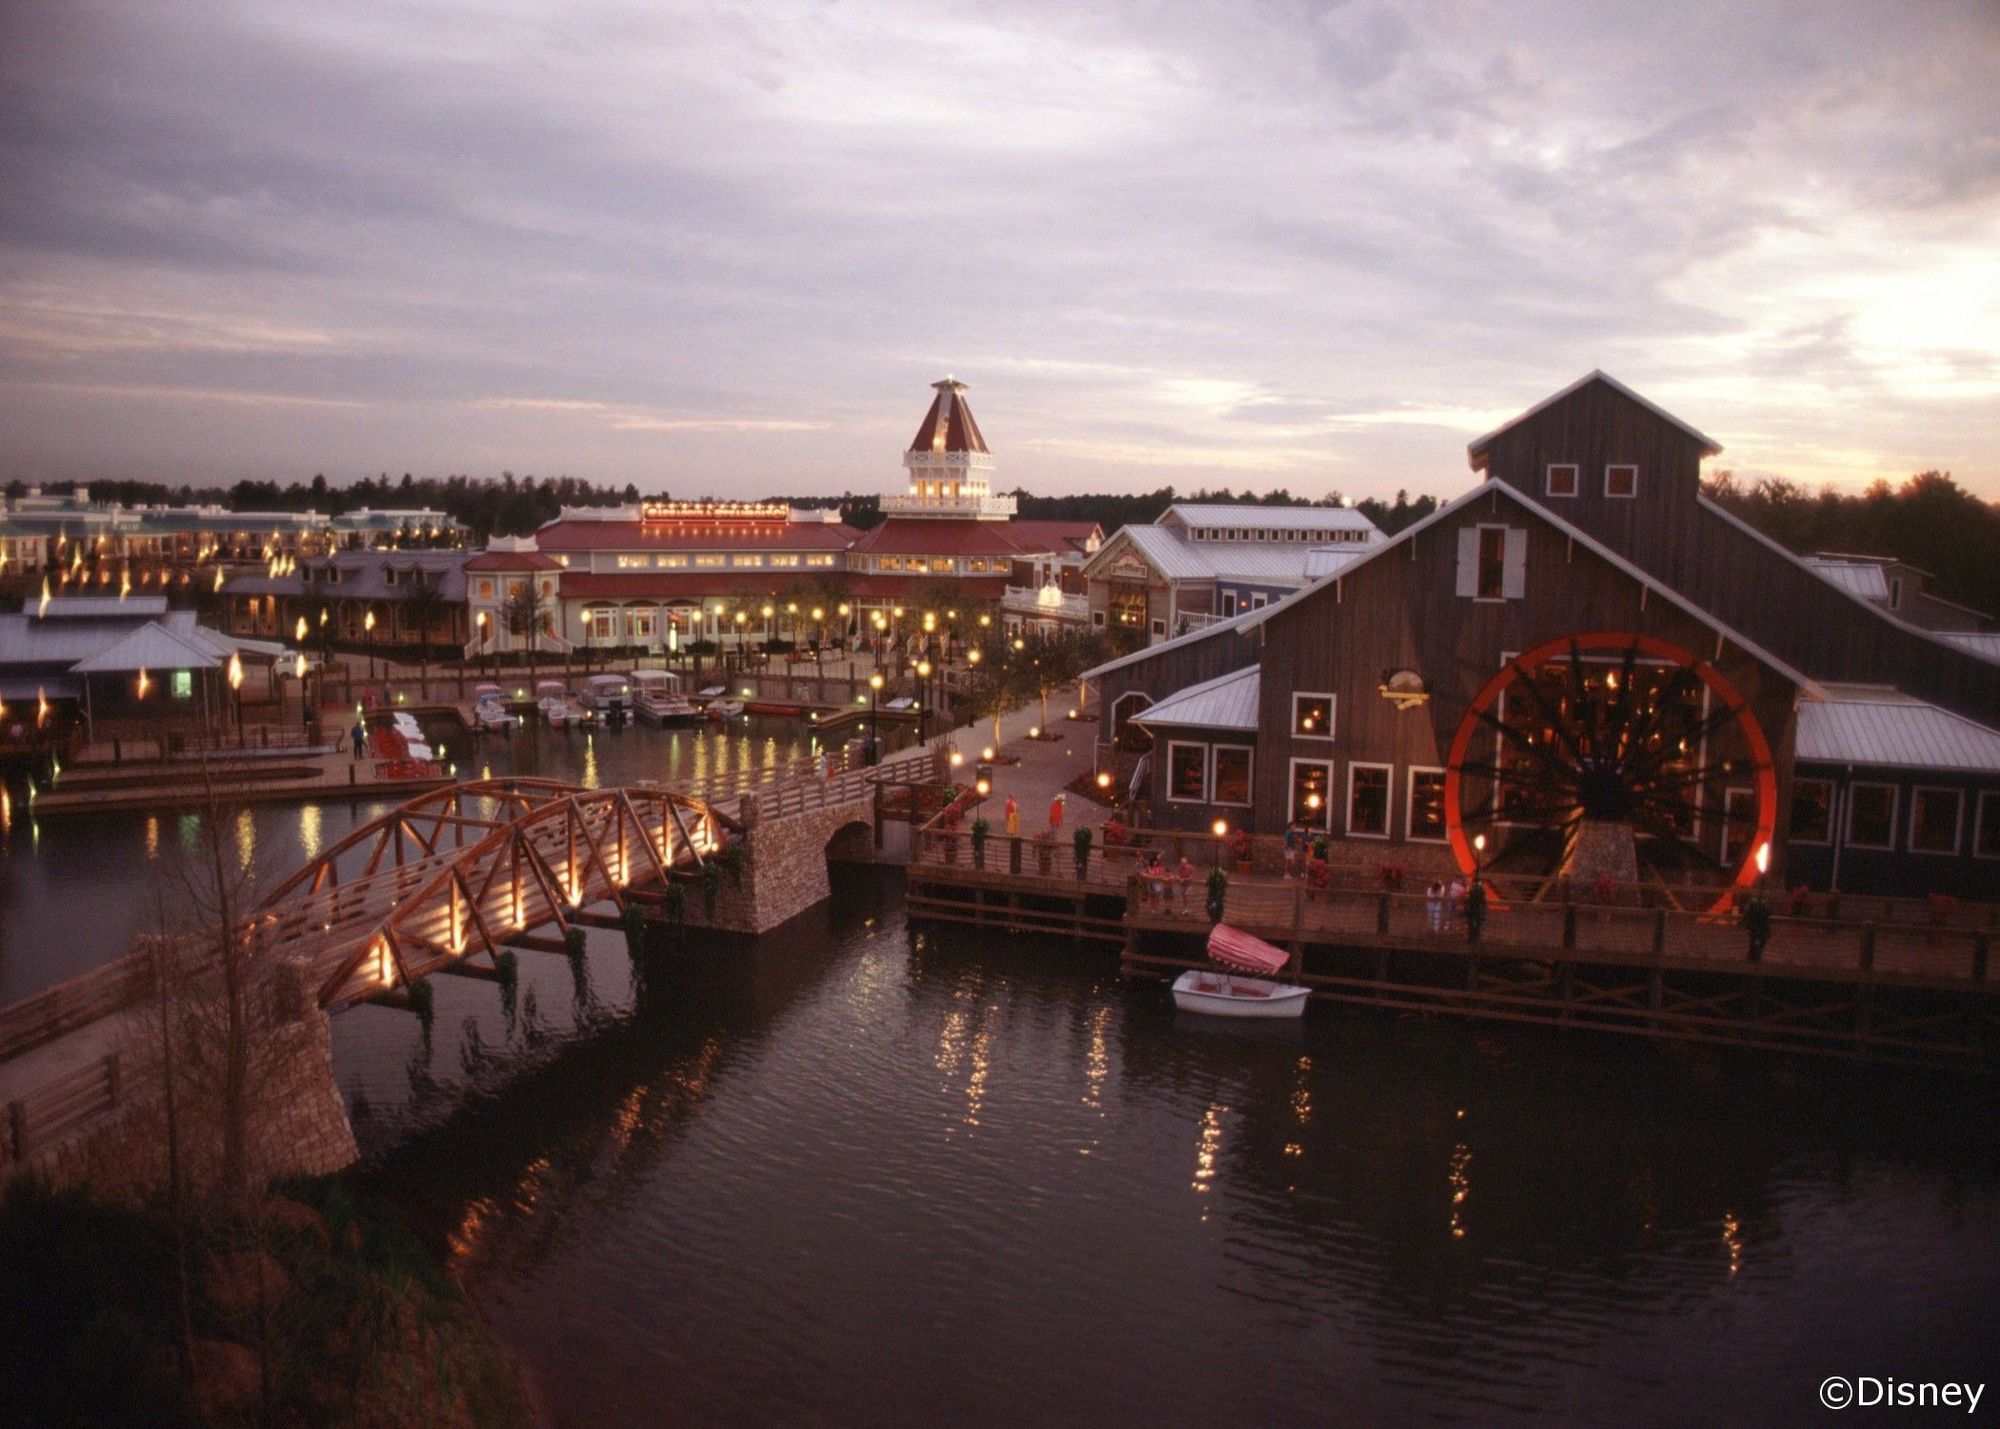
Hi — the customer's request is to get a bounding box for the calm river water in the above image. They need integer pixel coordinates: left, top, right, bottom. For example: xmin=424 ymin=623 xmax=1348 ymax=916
xmin=5 ymin=728 xmax=1998 ymax=1423
xmin=329 ymin=875 xmax=2000 ymax=1427
xmin=0 ymin=718 xmax=825 ymax=1002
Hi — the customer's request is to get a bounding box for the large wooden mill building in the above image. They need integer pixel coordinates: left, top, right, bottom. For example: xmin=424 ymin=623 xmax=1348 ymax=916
xmin=1087 ymin=373 xmax=2000 ymax=901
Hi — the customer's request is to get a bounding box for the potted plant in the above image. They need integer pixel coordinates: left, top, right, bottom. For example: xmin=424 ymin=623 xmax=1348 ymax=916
xmin=970 ymin=816 xmax=990 ymax=869
xmin=1305 ymin=857 xmax=1331 ymax=900
xmin=1230 ymin=828 xmax=1254 ymax=875
xmin=1102 ymin=818 xmax=1129 ymax=848
xmin=1463 ymin=879 xmax=1488 ymax=944
xmin=1073 ymin=825 xmax=1093 ymax=880
xmin=1206 ymin=866 xmax=1229 ymax=923
xmin=1742 ymin=892 xmax=1772 ymax=962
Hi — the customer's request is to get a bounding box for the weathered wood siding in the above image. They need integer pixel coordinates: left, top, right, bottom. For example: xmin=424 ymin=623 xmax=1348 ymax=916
xmin=1251 ymin=486 xmax=1801 ymax=864
xmin=1477 ymin=377 xmax=2000 ymax=721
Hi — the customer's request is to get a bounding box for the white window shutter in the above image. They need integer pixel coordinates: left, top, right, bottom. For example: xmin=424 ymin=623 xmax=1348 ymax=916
xmin=1502 ymin=528 xmax=1528 ymax=599
xmin=1455 ymin=528 xmax=1479 ymax=596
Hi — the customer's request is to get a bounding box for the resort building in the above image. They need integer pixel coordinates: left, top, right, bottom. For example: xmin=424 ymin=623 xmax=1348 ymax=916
xmin=0 ymin=488 xmax=463 ymax=602
xmin=1082 ymin=502 xmax=1383 ymax=643
xmin=1801 ymin=553 xmax=1992 ymax=633
xmin=0 ymin=595 xmax=279 ymax=749
xmin=222 ymin=550 xmax=474 ymax=652
xmin=1086 ymin=372 xmax=2000 ymax=899
xmin=481 ymin=377 xmax=1101 ymax=654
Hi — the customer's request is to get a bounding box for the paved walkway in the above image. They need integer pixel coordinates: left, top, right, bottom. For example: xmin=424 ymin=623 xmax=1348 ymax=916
xmin=905 ymin=682 xmax=1112 ymax=836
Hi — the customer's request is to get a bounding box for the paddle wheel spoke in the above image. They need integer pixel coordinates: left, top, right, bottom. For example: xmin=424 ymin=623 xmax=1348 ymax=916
xmin=1443 ymin=632 xmax=1777 ymax=917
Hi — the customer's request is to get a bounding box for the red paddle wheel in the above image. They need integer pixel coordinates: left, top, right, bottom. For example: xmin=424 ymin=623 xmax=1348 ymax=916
xmin=1441 ymin=632 xmax=1777 ymax=916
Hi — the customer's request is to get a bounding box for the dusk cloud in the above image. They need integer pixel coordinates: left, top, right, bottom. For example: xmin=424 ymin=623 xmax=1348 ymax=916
xmin=2 ymin=0 xmax=1996 ymax=499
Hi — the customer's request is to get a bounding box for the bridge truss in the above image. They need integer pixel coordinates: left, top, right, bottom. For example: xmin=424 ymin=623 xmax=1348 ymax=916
xmin=253 ymin=779 xmax=739 ymax=1010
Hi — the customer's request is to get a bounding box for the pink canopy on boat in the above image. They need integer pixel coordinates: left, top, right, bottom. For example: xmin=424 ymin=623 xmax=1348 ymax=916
xmin=1207 ymin=924 xmax=1289 ymax=975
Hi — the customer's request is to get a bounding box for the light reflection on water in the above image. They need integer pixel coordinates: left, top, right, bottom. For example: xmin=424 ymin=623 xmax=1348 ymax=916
xmin=339 ymin=888 xmax=2000 ymax=1427
xmin=0 ymin=718 xmax=819 ymax=1001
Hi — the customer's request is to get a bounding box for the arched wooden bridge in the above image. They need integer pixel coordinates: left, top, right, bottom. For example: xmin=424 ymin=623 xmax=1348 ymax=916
xmin=252 ymin=779 xmax=740 ymax=1010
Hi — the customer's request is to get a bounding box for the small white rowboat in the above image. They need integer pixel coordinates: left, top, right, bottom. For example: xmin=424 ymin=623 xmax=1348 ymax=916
xmin=1172 ymin=924 xmax=1311 ymax=1019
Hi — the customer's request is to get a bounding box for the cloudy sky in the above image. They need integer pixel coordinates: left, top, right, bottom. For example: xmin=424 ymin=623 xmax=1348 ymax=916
xmin=3 ymin=0 xmax=1997 ymax=501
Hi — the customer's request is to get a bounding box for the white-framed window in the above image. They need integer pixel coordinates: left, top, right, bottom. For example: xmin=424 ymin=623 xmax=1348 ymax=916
xmin=806 ymin=554 xmax=836 ymax=567
xmin=1407 ymin=766 xmax=1446 ymax=842
xmin=1221 ymin=592 xmax=1238 ymax=617
xmin=1847 ymin=782 xmax=1898 ymax=850
xmin=1292 ymin=692 xmax=1334 ymax=741
xmin=1347 ymin=762 xmax=1392 ymax=838
xmin=1091 ymin=610 xmax=1106 ymax=628
xmin=616 ymin=555 xmax=648 ymax=569
xmin=1977 ymin=791 xmax=2000 ymax=860
xmin=1212 ymin=745 xmax=1253 ymax=807
xmin=1151 ymin=618 xmax=1166 ymax=637
xmin=1605 ymin=464 xmax=1639 ymax=499
xmin=1289 ymin=757 xmax=1333 ymax=830
xmin=769 ymin=554 xmax=800 ymax=568
xmin=1789 ymin=778 xmax=1834 ymax=845
xmin=694 ymin=554 xmax=725 ymax=568
xmin=1546 ymin=463 xmax=1579 ymax=498
xmin=1908 ymin=786 xmax=1963 ymax=855
xmin=587 ymin=607 xmax=618 ymax=642
xmin=476 ymin=578 xmax=495 ymax=599
xmin=626 ymin=609 xmax=656 ymax=642
xmin=1251 ymin=593 xmax=1268 ymax=609
xmin=1721 ymin=785 xmax=1757 ymax=866
xmin=1166 ymin=741 xmax=1208 ymax=802
xmin=1456 ymin=524 xmax=1525 ymax=601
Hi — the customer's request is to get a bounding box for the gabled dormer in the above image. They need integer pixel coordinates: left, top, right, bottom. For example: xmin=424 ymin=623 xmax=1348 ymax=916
xmin=1467 ymin=370 xmax=1720 ymax=514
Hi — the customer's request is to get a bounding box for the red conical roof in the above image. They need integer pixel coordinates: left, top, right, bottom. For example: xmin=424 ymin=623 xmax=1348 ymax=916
xmin=907 ymin=376 xmax=988 ymax=455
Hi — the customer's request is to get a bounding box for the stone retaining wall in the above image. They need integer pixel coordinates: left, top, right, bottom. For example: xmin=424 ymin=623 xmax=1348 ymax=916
xmin=682 ymin=792 xmax=877 ymax=936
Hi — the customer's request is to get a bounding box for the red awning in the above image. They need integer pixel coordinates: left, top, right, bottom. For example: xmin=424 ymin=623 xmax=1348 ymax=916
xmin=1207 ymin=924 xmax=1289 ymax=975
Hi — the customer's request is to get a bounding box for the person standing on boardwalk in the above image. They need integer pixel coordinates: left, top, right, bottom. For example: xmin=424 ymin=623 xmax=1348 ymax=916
xmin=1425 ymin=880 xmax=1443 ymax=933
xmin=1049 ymin=793 xmax=1065 ymax=832
xmin=350 ymin=720 xmax=365 ymax=760
xmin=1176 ymin=854 xmax=1196 ymax=910
xmin=1004 ymin=794 xmax=1019 ymax=837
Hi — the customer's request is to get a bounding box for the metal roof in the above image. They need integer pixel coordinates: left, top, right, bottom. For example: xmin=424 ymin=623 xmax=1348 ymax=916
xmin=1802 ymin=557 xmax=1890 ymax=602
xmin=41 ymin=595 xmax=169 ymax=618
xmin=1796 ymin=685 xmax=2000 ymax=773
xmin=0 ymin=674 xmax=80 ymax=703
xmin=1940 ymin=632 xmax=2000 ymax=661
xmin=1163 ymin=503 xmax=1382 ymax=533
xmin=908 ymin=377 xmax=989 ymax=455
xmin=70 ymin=622 xmax=225 ymax=673
xmin=1131 ymin=664 xmax=1261 ymax=732
xmin=1087 ymin=523 xmax=1349 ymax=587
xmin=1302 ymin=547 xmax=1370 ymax=581
xmin=1080 ymin=607 xmax=1258 ymax=683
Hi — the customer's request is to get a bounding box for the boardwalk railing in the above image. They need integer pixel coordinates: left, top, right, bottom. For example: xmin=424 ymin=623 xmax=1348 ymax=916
xmin=4 ymin=1052 xmax=124 ymax=1167
xmin=908 ymin=828 xmax=1998 ymax=989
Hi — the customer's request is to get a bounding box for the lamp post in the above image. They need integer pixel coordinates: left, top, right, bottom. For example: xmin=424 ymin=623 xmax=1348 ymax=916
xmin=1472 ymin=832 xmax=1487 ymax=882
xmin=916 ymin=658 xmax=932 ymax=743
xmin=227 ymin=651 xmax=244 ymax=745
xmin=364 ymin=608 xmax=377 ymax=682
xmin=868 ymin=672 xmax=884 ymax=765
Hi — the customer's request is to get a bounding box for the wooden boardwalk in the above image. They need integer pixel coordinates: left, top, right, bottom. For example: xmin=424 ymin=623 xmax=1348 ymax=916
xmin=905 ymin=836 xmax=2000 ymax=1069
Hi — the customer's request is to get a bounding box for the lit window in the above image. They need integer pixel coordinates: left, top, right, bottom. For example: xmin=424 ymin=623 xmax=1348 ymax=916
xmin=694 ymin=555 xmax=725 ymax=568
xmin=1292 ymin=693 xmax=1334 ymax=740
xmin=1290 ymin=760 xmax=1332 ymax=830
xmin=1212 ymin=747 xmax=1252 ymax=806
xmin=1407 ymin=768 xmax=1446 ymax=841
